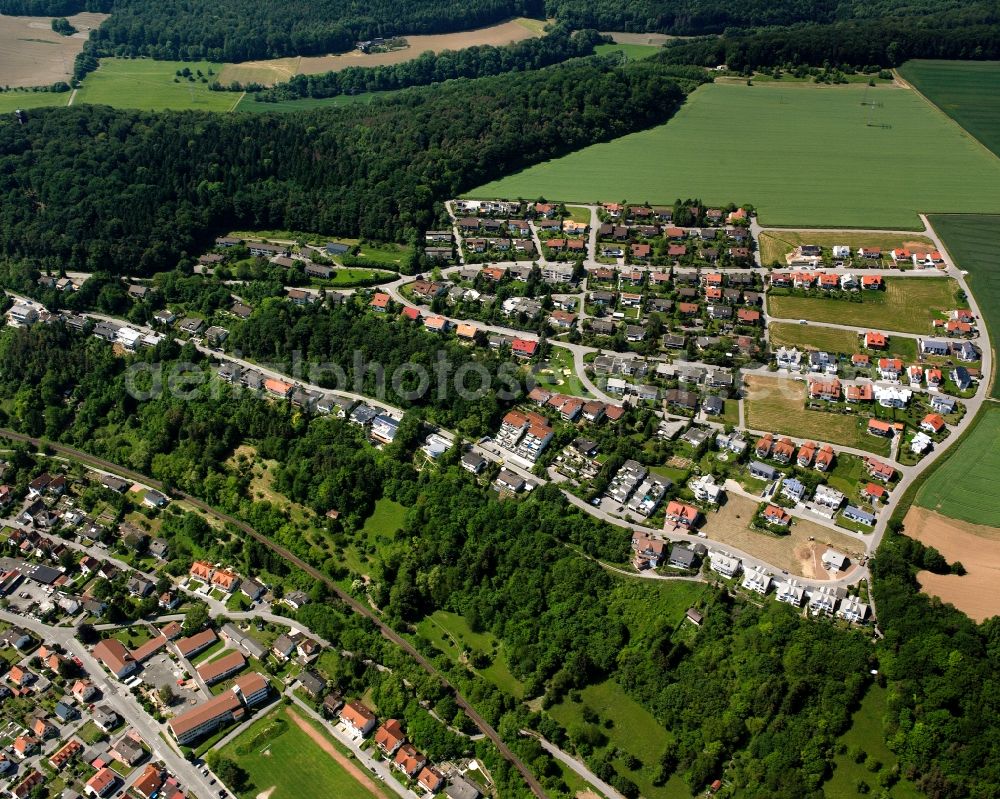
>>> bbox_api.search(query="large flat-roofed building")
[167,690,243,745]
[196,651,246,685]
[167,672,270,745]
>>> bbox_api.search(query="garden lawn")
[915,405,1000,527]
[531,346,591,397]
[769,322,917,361]
[928,214,1000,397]
[767,277,960,334]
[824,684,922,799]
[899,60,1000,159]
[74,58,237,112]
[220,707,382,799]
[744,375,890,455]
[469,82,1000,228]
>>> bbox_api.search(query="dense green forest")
[660,12,1000,70]
[0,58,700,275]
[871,531,1000,798]
[246,27,604,100]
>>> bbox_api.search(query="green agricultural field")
[74,58,237,111]
[220,707,383,799]
[593,43,661,61]
[0,91,70,113]
[758,230,934,267]
[470,83,1000,228]
[916,405,1000,527]
[769,322,917,361]
[767,277,960,334]
[825,684,922,799]
[744,375,890,455]
[929,214,1000,398]
[899,60,1000,159]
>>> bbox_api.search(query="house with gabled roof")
[340,701,377,736]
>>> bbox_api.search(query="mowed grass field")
[220,707,383,799]
[899,60,1000,159]
[929,214,1000,398]
[767,276,959,334]
[470,82,1000,229]
[73,59,238,111]
[758,230,934,266]
[744,374,890,455]
[0,90,69,113]
[769,322,917,361]
[916,405,1000,527]
[593,42,660,61]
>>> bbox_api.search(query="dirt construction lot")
[219,19,542,86]
[0,12,107,88]
[906,506,1000,622]
[702,492,863,579]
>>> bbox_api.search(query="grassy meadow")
[415,610,524,698]
[769,322,917,361]
[0,90,70,113]
[547,678,686,799]
[824,684,922,799]
[470,82,1000,228]
[593,42,661,61]
[929,213,1000,398]
[767,277,960,334]
[73,58,238,111]
[916,405,1000,527]
[899,60,1000,159]
[744,375,890,455]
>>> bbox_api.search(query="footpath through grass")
[899,60,1000,159]
[470,82,1000,228]
[929,213,1000,398]
[915,404,1000,527]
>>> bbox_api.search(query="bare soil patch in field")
[220,19,541,87]
[906,506,1000,622]
[703,492,862,578]
[0,11,107,87]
